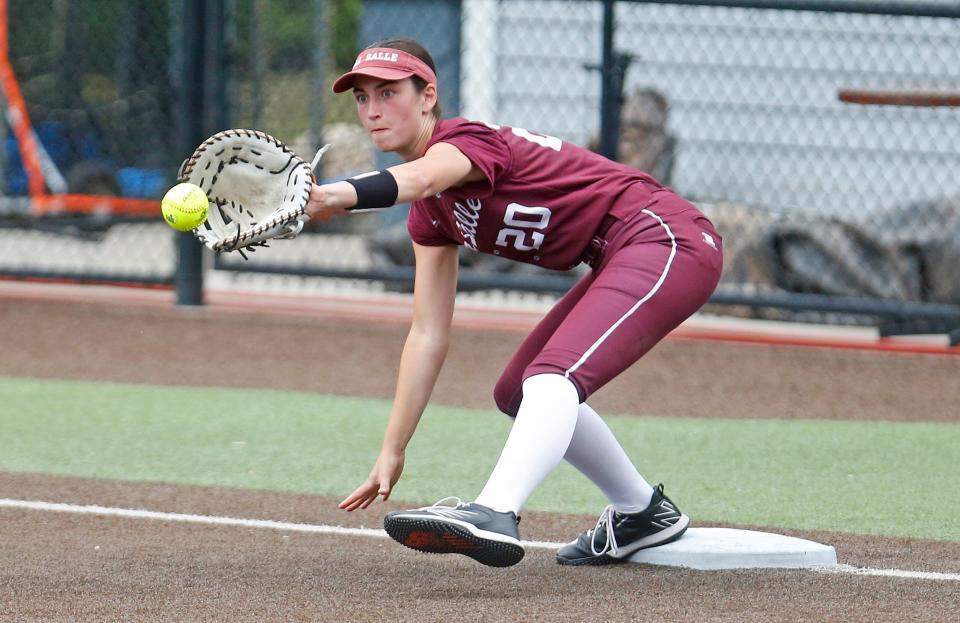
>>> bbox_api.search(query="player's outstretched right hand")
[338,449,405,511]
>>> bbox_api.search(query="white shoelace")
[420,496,466,510]
[589,505,619,556]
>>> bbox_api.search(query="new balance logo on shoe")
[652,499,682,528]
[556,484,689,566]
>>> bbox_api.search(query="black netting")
[2,1,958,335]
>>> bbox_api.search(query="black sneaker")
[556,484,689,566]
[383,497,524,568]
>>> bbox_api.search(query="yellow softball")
[161,183,209,231]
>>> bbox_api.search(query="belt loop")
[580,213,620,268]
[593,236,608,268]
[581,234,608,268]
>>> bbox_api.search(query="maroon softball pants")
[493,190,723,416]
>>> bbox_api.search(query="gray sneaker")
[384,497,524,567]
[556,484,689,566]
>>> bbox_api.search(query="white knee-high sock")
[563,403,654,513]
[474,374,580,514]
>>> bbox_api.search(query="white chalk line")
[1,498,958,582]
[814,564,960,582]
[0,498,562,551]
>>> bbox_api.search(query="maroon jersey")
[407,118,667,270]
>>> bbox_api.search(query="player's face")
[352,76,426,155]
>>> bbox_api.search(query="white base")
[627,528,838,570]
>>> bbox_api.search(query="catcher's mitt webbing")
[178,129,320,254]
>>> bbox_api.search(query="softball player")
[306,38,723,567]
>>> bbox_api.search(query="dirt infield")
[2,296,959,622]
[3,297,958,421]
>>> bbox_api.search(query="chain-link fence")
[1,0,176,282]
[2,1,959,339]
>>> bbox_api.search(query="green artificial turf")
[1,376,956,541]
